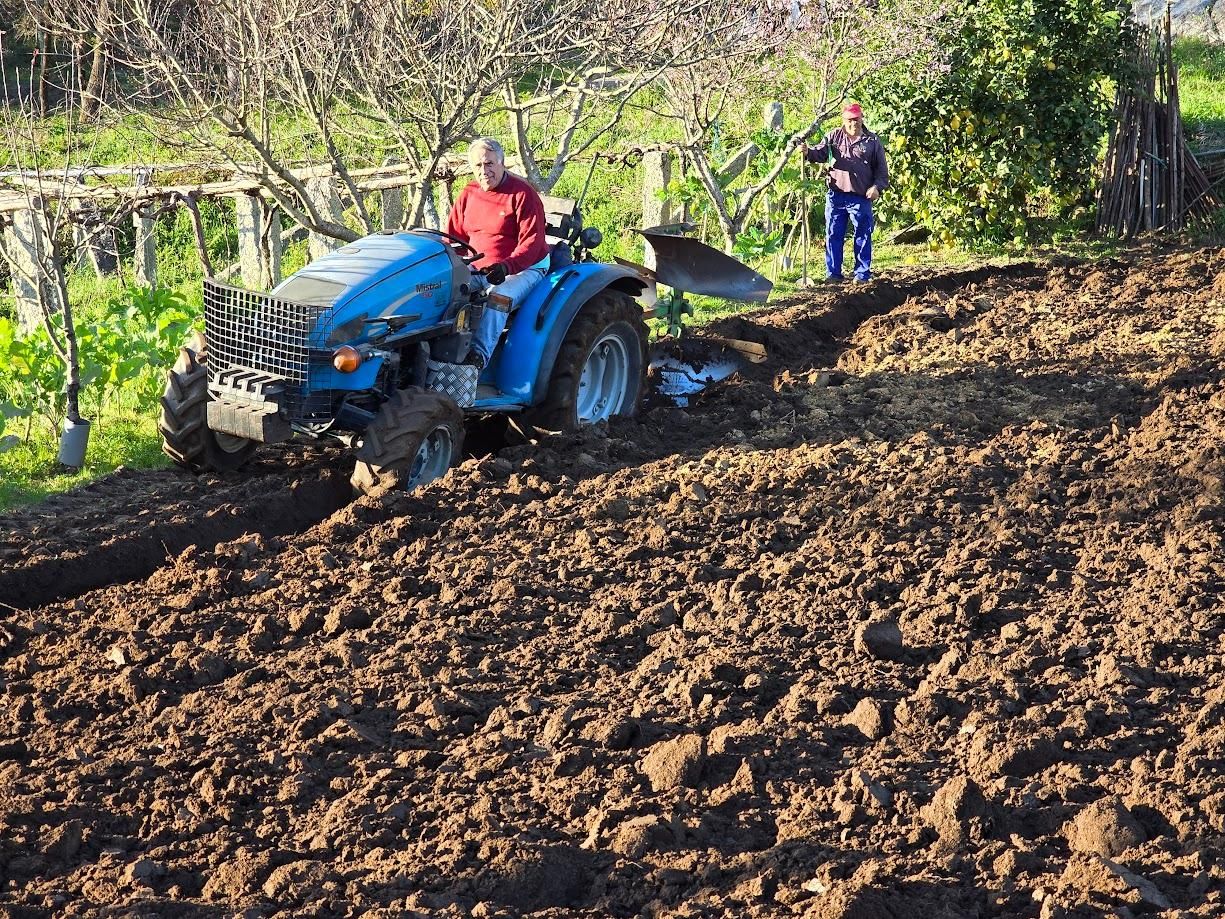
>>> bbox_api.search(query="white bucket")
[57,417,92,470]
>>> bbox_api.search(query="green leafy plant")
[79,285,194,413]
[867,0,1130,247]
[733,224,783,262]
[0,315,69,438]
[0,286,194,443]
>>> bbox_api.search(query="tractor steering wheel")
[415,228,482,265]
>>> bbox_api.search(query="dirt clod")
[854,616,905,661]
[641,733,706,791]
[1065,797,1147,857]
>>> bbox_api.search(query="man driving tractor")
[446,137,550,371]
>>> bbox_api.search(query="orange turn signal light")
[332,345,362,372]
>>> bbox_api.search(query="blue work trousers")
[825,190,874,281]
[472,264,546,364]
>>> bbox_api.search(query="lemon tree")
[868,0,1130,246]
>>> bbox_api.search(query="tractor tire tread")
[525,289,647,432]
[159,347,256,473]
[351,387,464,494]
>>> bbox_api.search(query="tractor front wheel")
[526,289,647,432]
[351,387,465,495]
[159,347,257,473]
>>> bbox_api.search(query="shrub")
[868,0,1130,246]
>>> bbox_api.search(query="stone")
[854,617,905,662]
[641,733,705,792]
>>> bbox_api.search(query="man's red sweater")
[446,172,549,274]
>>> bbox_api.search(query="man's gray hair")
[468,137,505,162]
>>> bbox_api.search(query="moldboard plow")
[617,227,772,403]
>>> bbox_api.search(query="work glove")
[483,262,508,286]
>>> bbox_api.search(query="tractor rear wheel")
[351,387,464,494]
[526,289,647,432]
[159,347,257,473]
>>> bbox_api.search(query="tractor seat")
[541,195,580,272]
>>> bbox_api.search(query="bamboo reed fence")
[1096,9,1219,237]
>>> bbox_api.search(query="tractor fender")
[495,264,646,403]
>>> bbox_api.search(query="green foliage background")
[867,0,1130,246]
[0,5,1216,510]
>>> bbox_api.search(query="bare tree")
[29,0,735,237]
[660,0,946,251]
[501,0,746,195]
[77,0,111,123]
[0,35,88,450]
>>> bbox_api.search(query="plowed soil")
[2,243,1224,919]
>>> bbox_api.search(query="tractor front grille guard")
[203,279,335,420]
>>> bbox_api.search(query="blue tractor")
[158,198,769,493]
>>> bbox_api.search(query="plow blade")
[619,232,772,402]
[649,337,748,405]
[638,229,772,303]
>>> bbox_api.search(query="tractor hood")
[271,230,469,344]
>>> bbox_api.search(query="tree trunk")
[36,30,49,117]
[79,41,107,123]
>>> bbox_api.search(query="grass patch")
[1175,37,1225,151]
[0,409,168,513]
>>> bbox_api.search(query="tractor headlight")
[326,313,369,346]
[332,345,363,373]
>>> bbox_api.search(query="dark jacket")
[806,128,889,197]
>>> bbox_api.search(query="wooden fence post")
[430,180,449,230]
[381,187,405,231]
[70,172,118,277]
[1,203,60,334]
[381,157,405,230]
[641,151,672,270]
[764,101,784,133]
[132,168,157,287]
[235,192,282,288]
[133,205,157,288]
[72,200,119,277]
[306,176,344,261]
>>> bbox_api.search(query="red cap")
[843,103,864,119]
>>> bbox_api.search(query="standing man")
[804,102,889,283]
[447,137,550,371]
